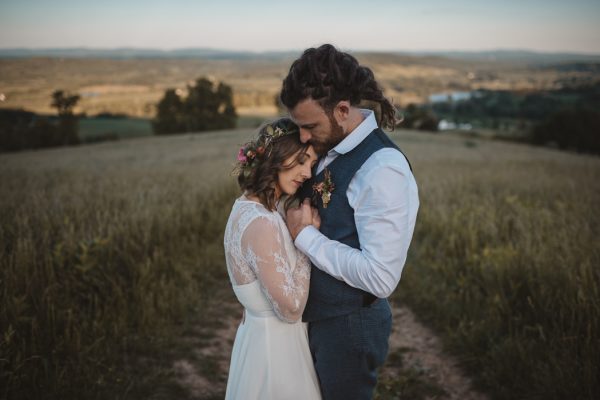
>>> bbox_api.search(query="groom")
[282,44,419,399]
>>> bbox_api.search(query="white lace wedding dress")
[223,195,321,400]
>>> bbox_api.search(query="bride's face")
[277,145,318,196]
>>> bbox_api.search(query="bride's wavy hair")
[280,44,398,130]
[236,118,309,211]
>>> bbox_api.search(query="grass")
[79,116,153,141]
[390,130,600,399]
[375,348,447,400]
[1,127,599,399]
[77,114,273,143]
[0,128,250,399]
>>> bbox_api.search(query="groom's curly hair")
[280,44,397,130]
[236,118,309,211]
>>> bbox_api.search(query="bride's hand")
[286,198,321,240]
[310,205,321,230]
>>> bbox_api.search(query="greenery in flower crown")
[235,120,299,178]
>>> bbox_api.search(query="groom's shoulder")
[351,148,413,189]
[363,147,411,174]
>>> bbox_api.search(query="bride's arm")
[241,215,310,323]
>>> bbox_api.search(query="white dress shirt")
[295,109,419,298]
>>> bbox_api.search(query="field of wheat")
[1,128,598,399]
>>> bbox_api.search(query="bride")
[223,118,321,399]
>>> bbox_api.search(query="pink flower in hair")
[237,147,248,163]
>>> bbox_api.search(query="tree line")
[0,91,80,152]
[2,77,597,155]
[0,77,237,152]
[152,78,236,134]
[399,83,600,155]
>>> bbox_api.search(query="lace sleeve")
[241,215,310,323]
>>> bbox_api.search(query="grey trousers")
[308,299,392,400]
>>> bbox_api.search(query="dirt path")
[171,299,488,400]
[381,304,489,400]
[170,298,240,399]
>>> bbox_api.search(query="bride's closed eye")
[297,153,310,165]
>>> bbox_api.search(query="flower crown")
[236,122,298,178]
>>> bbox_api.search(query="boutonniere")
[312,168,335,208]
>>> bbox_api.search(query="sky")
[1,0,599,54]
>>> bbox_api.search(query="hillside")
[1,51,598,118]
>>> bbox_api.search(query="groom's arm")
[290,150,419,298]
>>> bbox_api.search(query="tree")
[152,89,184,134]
[215,82,237,129]
[400,103,439,132]
[1,90,81,152]
[182,78,216,131]
[531,107,600,154]
[0,109,37,151]
[153,78,237,135]
[51,90,81,145]
[51,90,80,116]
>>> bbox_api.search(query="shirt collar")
[329,109,378,156]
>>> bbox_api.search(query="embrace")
[223,44,419,400]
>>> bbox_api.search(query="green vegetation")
[0,90,81,152]
[153,77,236,134]
[1,128,598,399]
[429,84,600,154]
[0,129,246,399]
[431,84,600,121]
[50,90,81,144]
[399,103,439,131]
[532,106,600,154]
[375,348,447,400]
[3,57,598,120]
[79,115,152,142]
[391,133,600,399]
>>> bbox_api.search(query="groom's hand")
[286,198,314,241]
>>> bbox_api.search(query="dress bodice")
[224,196,311,323]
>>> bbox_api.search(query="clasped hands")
[286,198,321,241]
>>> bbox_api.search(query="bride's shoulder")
[232,197,278,227]
[235,197,273,215]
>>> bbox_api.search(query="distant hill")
[0,47,299,60]
[1,47,599,64]
[1,48,599,119]
[402,49,600,65]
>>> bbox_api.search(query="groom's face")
[290,98,345,156]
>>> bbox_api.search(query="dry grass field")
[1,126,598,399]
[1,54,595,118]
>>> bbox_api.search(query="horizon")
[1,0,600,54]
[1,46,599,57]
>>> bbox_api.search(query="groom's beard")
[313,112,345,156]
